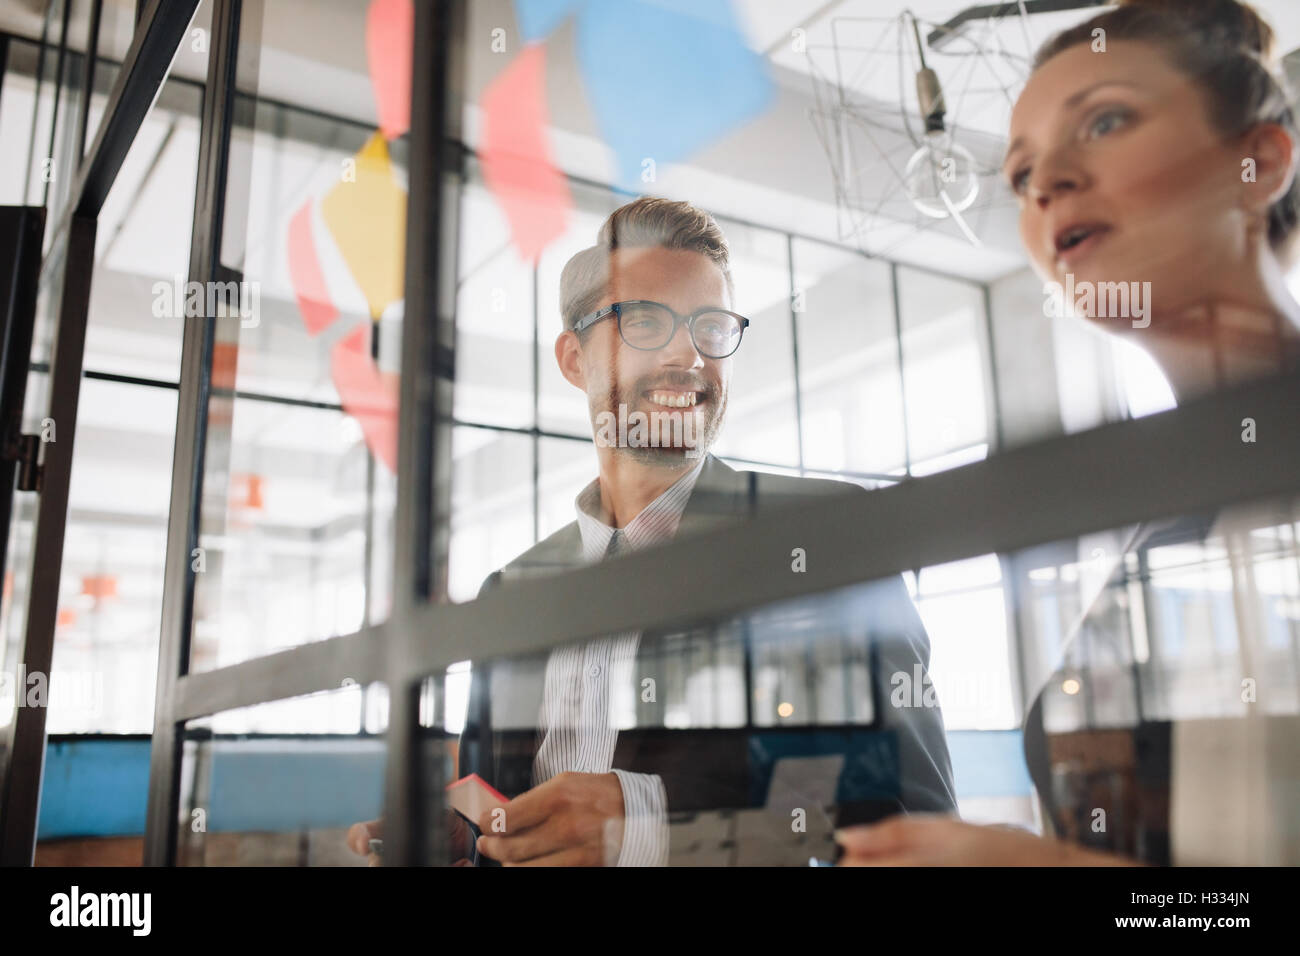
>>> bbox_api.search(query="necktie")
[605,529,624,558]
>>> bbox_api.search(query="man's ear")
[555,329,586,390]
[1241,122,1297,212]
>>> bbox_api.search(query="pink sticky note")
[288,201,340,336]
[480,42,571,262]
[366,0,413,140]
[446,773,509,825]
[331,322,399,473]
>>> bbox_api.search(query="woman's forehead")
[1011,41,1174,131]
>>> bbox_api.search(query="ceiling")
[4,0,1300,282]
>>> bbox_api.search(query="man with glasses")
[459,197,957,866]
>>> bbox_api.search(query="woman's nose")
[1029,149,1088,209]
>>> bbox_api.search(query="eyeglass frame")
[571,299,750,359]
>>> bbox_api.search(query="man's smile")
[644,388,703,408]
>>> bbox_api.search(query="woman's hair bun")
[1118,0,1276,64]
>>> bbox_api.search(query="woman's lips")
[1054,225,1113,270]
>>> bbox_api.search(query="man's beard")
[593,373,727,467]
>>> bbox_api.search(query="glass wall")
[177,683,388,866]
[6,0,1298,870]
[186,0,410,671]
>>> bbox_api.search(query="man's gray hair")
[559,197,735,331]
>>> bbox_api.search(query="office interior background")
[1,0,1299,865]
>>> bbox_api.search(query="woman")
[838,0,1300,865]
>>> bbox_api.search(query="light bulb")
[903,130,979,219]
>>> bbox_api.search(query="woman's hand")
[834,814,1141,866]
[346,812,473,866]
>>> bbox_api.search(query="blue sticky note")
[513,0,587,44]
[574,0,774,188]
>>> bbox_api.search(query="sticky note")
[574,0,774,188]
[366,0,413,140]
[321,132,407,321]
[287,201,339,336]
[481,42,571,262]
[446,773,510,825]
[331,321,399,472]
[513,0,585,44]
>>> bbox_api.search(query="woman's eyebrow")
[1062,79,1144,110]
[1003,80,1146,168]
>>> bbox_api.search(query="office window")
[186,0,409,671]
[0,38,45,205]
[792,238,905,478]
[896,266,990,475]
[912,554,1016,731]
[709,219,800,469]
[176,684,388,866]
[448,427,534,604]
[454,174,536,431]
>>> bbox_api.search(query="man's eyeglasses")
[572,300,749,359]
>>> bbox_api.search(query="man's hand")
[346,812,473,866]
[834,814,1142,866]
[474,771,625,866]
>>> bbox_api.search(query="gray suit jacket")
[457,454,958,826]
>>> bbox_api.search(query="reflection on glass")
[535,185,621,438]
[88,76,202,382]
[455,170,536,430]
[188,401,396,671]
[178,684,388,866]
[0,256,65,794]
[792,238,904,478]
[0,38,45,206]
[912,553,1016,731]
[1019,496,1300,864]
[447,427,534,604]
[537,436,595,542]
[896,266,990,474]
[431,491,1300,865]
[25,0,65,214]
[47,379,177,733]
[42,0,91,228]
[708,220,799,469]
[189,0,409,669]
[439,571,957,867]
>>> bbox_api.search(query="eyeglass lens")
[618,302,742,356]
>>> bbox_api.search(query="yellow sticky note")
[321,131,407,319]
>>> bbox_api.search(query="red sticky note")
[445,773,509,825]
[331,321,399,473]
[287,201,339,336]
[480,42,571,262]
[366,0,413,140]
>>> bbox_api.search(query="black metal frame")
[0,207,47,591]
[143,0,238,869]
[2,0,1297,868]
[0,0,199,866]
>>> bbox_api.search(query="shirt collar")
[574,456,707,562]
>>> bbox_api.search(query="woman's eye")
[1085,107,1131,140]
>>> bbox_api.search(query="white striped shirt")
[532,457,706,866]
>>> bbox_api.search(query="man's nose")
[660,319,705,368]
